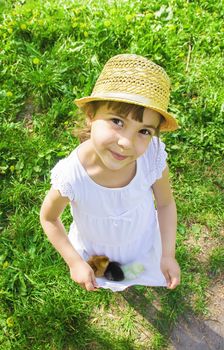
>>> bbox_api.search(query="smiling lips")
[109,150,129,161]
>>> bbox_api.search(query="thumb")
[85,281,95,291]
[85,274,99,291]
[89,269,98,285]
[169,276,180,289]
[92,278,99,288]
[164,272,171,288]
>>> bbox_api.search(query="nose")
[117,134,133,150]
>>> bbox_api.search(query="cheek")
[91,122,116,145]
[135,138,151,156]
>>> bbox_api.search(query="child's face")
[89,104,161,171]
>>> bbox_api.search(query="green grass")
[0,0,224,349]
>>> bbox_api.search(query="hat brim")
[74,93,179,132]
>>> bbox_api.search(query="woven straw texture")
[75,54,178,131]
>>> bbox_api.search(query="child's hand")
[69,259,99,291]
[160,256,180,289]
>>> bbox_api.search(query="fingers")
[167,275,180,289]
[161,259,181,290]
[85,281,94,291]
[85,280,99,291]
[162,266,180,289]
[164,273,172,288]
[92,279,100,289]
[79,282,98,291]
[79,277,99,291]
[71,263,100,291]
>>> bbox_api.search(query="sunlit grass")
[0,0,223,349]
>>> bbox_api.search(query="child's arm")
[40,187,99,291]
[152,165,180,289]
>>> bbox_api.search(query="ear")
[85,106,94,128]
[86,117,92,127]
[85,104,94,120]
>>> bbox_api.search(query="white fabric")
[50,137,167,291]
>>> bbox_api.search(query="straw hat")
[75,54,178,131]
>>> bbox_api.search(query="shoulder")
[50,147,80,201]
[144,136,167,172]
[51,147,79,176]
[145,137,167,160]
[140,137,168,185]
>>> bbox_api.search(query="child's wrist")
[161,244,176,258]
[67,255,84,269]
[161,252,176,259]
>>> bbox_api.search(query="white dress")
[50,137,167,292]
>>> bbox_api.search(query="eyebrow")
[142,124,157,130]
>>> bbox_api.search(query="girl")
[40,54,181,292]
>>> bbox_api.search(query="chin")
[99,153,133,171]
[104,161,126,171]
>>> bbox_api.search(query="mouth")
[109,150,129,161]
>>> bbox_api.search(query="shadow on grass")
[122,287,224,350]
[121,250,224,350]
[10,298,136,350]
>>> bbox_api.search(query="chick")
[87,255,110,277]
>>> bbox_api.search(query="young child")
[40,54,181,292]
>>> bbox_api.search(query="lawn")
[0,0,223,349]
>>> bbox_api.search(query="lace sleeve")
[155,139,168,180]
[50,159,75,202]
[144,137,168,185]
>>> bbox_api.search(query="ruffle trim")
[155,141,167,180]
[145,138,168,185]
[50,159,75,202]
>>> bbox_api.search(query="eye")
[139,129,152,136]
[111,118,124,127]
